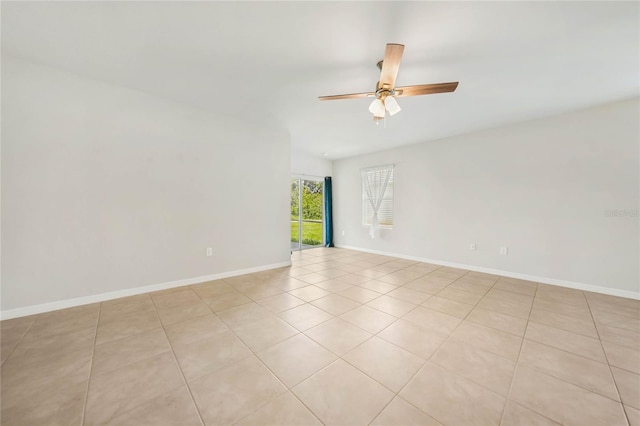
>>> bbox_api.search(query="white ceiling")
[2,1,638,159]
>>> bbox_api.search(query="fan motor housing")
[375,87,395,99]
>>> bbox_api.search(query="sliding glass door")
[291,177,324,250]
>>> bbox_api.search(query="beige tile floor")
[1,247,639,425]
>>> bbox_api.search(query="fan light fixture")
[384,96,401,116]
[368,98,385,118]
[368,94,401,121]
[319,43,459,125]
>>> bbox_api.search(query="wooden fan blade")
[394,82,459,97]
[379,43,405,90]
[318,92,374,101]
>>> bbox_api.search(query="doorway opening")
[291,177,324,251]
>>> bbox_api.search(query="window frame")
[361,164,394,229]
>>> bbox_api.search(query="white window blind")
[362,165,394,233]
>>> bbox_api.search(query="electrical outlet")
[469,243,477,251]
[500,247,508,255]
[206,248,213,257]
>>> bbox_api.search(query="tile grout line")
[1,317,37,368]
[522,329,620,368]
[206,269,333,425]
[80,303,102,426]
[5,248,635,425]
[235,354,327,426]
[273,251,369,424]
[529,291,634,400]
[402,275,497,369]
[353,295,429,425]
[584,292,631,426]
[228,256,431,424]
[366,271,503,425]
[212,302,326,426]
[584,295,640,322]
[149,295,207,426]
[285,299,399,424]
[226,250,636,423]
[505,289,632,416]
[497,280,541,425]
[497,287,616,425]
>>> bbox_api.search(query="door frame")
[291,174,325,251]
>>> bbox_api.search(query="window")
[362,165,394,227]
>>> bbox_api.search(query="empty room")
[1,1,638,425]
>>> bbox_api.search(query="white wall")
[291,150,332,178]
[333,98,639,297]
[1,56,291,313]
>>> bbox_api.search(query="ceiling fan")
[319,43,458,123]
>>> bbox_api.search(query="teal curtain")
[323,177,334,247]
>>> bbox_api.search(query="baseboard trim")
[0,260,292,320]
[335,244,640,300]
